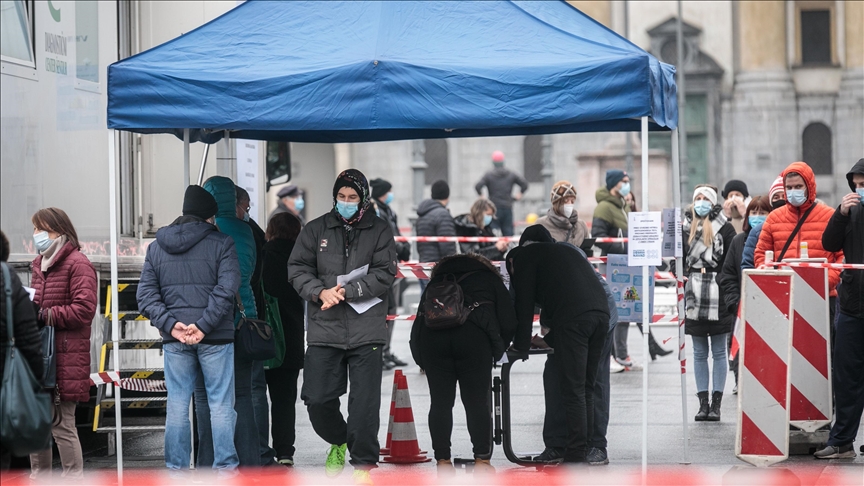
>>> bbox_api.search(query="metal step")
[95,425,165,433]
[100,397,167,409]
[117,369,165,380]
[105,339,162,350]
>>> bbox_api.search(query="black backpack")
[422,271,490,330]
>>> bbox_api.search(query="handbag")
[234,292,276,361]
[40,309,56,389]
[261,284,286,370]
[0,262,52,456]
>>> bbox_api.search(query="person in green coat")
[591,169,630,256]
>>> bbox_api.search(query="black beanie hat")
[183,185,219,220]
[370,178,392,199]
[519,224,554,246]
[431,180,450,200]
[722,180,749,199]
[605,169,627,190]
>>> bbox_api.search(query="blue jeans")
[163,342,238,471]
[196,348,259,467]
[691,333,729,393]
[252,360,276,464]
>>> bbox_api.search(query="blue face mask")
[33,231,53,253]
[336,200,359,219]
[294,197,304,213]
[242,211,250,222]
[857,188,864,204]
[384,193,394,205]
[482,214,493,227]
[748,215,766,228]
[693,200,712,217]
[786,189,807,207]
[619,182,631,197]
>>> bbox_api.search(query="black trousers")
[544,323,615,450]
[265,365,301,459]
[301,344,382,468]
[551,312,607,462]
[828,311,864,447]
[420,323,493,460]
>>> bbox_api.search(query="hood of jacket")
[847,158,864,191]
[781,161,818,210]
[202,176,238,218]
[417,198,447,217]
[155,217,217,254]
[595,187,623,208]
[431,253,500,279]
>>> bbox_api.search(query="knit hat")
[333,169,369,204]
[431,180,450,200]
[768,176,785,201]
[277,184,301,198]
[492,150,505,163]
[369,178,392,199]
[182,185,218,220]
[605,169,627,190]
[519,224,554,246]
[722,180,749,199]
[550,180,577,204]
[692,185,718,205]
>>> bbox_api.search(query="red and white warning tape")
[761,261,864,270]
[90,372,167,392]
[395,261,676,281]
[387,313,678,323]
[394,236,628,243]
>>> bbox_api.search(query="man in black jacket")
[816,158,864,460]
[474,151,529,236]
[506,225,610,464]
[415,180,457,274]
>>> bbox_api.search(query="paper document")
[336,264,383,314]
[23,286,36,301]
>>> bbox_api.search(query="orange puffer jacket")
[754,162,843,295]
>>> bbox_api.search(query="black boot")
[695,392,709,421]
[707,392,722,421]
[648,332,673,360]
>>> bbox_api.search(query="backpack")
[422,271,490,330]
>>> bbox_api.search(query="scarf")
[40,235,68,272]
[683,207,727,270]
[333,169,371,231]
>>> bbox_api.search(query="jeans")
[163,342,238,471]
[691,333,729,393]
[265,366,301,459]
[420,322,493,460]
[496,207,515,236]
[196,347,258,467]
[827,311,864,446]
[252,361,276,464]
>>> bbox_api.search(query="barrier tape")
[387,313,678,323]
[394,236,628,243]
[395,262,676,281]
[765,261,864,270]
[90,372,167,392]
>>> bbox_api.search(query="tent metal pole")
[108,130,124,480]
[676,0,688,204]
[671,127,690,464]
[183,129,190,187]
[196,144,211,186]
[640,116,649,479]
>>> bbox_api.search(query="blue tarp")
[107,1,677,143]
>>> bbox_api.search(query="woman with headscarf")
[683,185,736,423]
[287,169,397,484]
[536,180,589,248]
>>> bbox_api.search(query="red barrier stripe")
[743,322,788,406]
[740,412,783,456]
[790,385,828,422]
[792,311,829,379]
[749,274,792,319]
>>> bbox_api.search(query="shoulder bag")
[261,284,286,370]
[776,204,816,262]
[234,292,276,361]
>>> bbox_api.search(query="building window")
[75,0,99,83]
[802,123,832,175]
[0,0,35,66]
[800,9,831,65]
[647,94,708,184]
[523,135,543,183]
[424,139,448,184]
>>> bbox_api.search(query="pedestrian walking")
[137,186,240,475]
[507,225,610,463]
[815,158,864,460]
[536,180,590,248]
[262,212,306,467]
[474,151,528,236]
[269,184,305,224]
[410,254,517,474]
[721,180,751,234]
[27,208,97,480]
[683,185,736,421]
[416,180,457,291]
[288,169,396,484]
[453,198,510,260]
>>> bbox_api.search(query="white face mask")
[561,204,575,218]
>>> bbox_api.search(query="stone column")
[837,0,864,176]
[410,140,426,210]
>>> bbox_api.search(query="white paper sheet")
[23,286,36,301]
[336,264,383,314]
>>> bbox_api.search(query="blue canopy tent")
[104,0,685,475]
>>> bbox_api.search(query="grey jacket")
[137,217,240,343]
[415,199,457,262]
[474,168,529,209]
[288,209,397,349]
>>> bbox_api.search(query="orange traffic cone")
[382,374,431,464]
[380,370,403,455]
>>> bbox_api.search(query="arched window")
[523,135,543,183]
[424,139,448,184]
[802,123,832,175]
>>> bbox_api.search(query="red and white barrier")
[394,235,629,243]
[395,262,676,281]
[764,261,864,271]
[90,372,167,392]
[736,270,794,467]
[785,259,832,432]
[387,313,678,324]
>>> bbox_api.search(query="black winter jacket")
[0,264,43,381]
[415,199,457,263]
[288,209,397,349]
[822,159,864,318]
[453,214,506,261]
[137,217,241,343]
[262,239,306,369]
[410,254,517,366]
[375,201,411,261]
[718,229,749,315]
[246,218,267,322]
[474,168,529,209]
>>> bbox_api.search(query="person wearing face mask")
[536,181,590,249]
[287,169,397,483]
[717,195,772,394]
[27,208,97,480]
[741,176,785,271]
[755,162,843,323]
[269,184,305,225]
[592,169,631,256]
[683,185,736,422]
[816,158,864,460]
[454,198,510,260]
[474,151,529,236]
[721,180,751,234]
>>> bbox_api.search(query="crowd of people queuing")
[1,153,862,480]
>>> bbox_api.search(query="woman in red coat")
[28,208,97,480]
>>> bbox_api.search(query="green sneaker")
[325,443,347,477]
[352,469,373,485]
